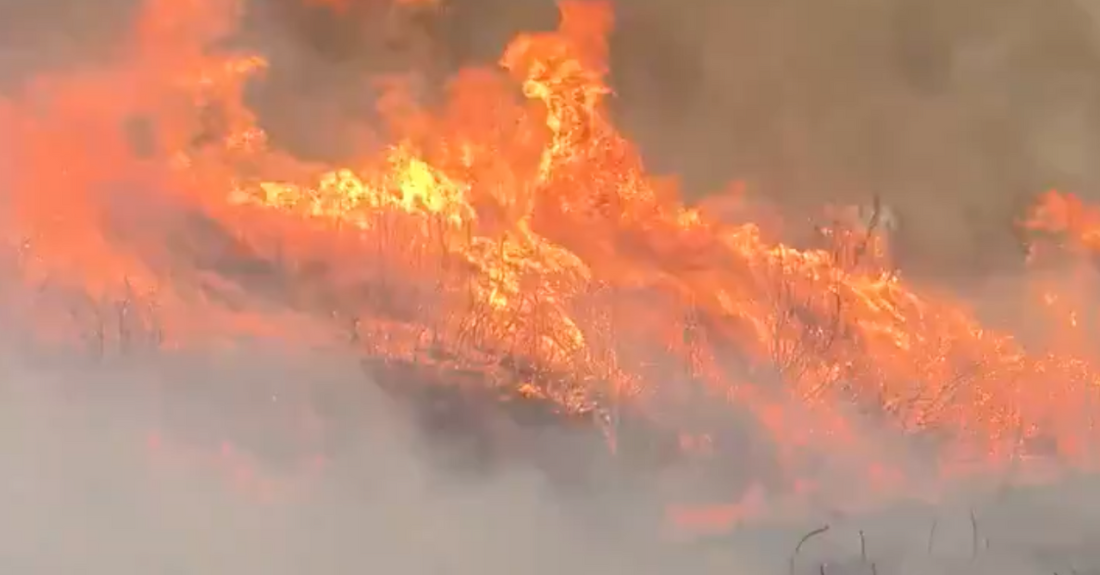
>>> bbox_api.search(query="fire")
[4,0,1100,533]
[1023,189,1100,255]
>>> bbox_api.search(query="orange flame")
[4,0,1100,534]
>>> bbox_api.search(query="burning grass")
[4,0,1100,563]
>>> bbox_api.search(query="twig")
[789,524,830,575]
[850,193,883,268]
[927,518,937,555]
[970,509,979,559]
[859,529,866,562]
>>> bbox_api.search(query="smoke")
[603,0,1100,281]
[0,317,716,574]
[1,300,1100,575]
[1,0,1100,573]
[0,332,604,573]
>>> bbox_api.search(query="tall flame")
[2,0,1100,530]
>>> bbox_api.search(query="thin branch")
[927,517,938,555]
[790,524,830,575]
[970,509,980,560]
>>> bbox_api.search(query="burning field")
[5,0,1100,572]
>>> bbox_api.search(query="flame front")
[4,0,1100,532]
